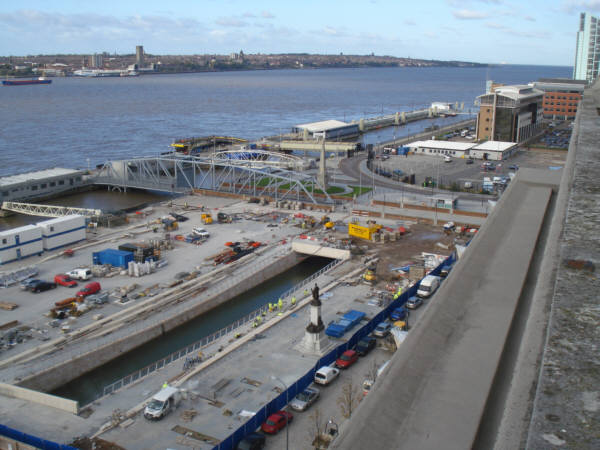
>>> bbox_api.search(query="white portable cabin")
[0,224,43,265]
[37,215,86,251]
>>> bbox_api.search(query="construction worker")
[303,289,309,297]
[162,381,168,389]
[278,298,283,310]
[291,296,296,307]
[268,303,273,312]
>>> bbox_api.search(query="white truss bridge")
[1,202,102,218]
[93,150,334,204]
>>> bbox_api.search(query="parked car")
[355,336,376,356]
[290,387,320,412]
[261,411,293,434]
[192,227,210,239]
[335,350,358,369]
[373,321,392,338]
[390,306,408,321]
[66,268,92,281]
[466,158,474,165]
[29,280,57,293]
[20,278,41,290]
[509,164,519,170]
[76,281,101,298]
[235,433,266,450]
[406,296,423,310]
[54,274,78,288]
[314,366,340,385]
[417,275,441,298]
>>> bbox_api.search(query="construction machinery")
[201,213,213,224]
[217,212,232,223]
[363,264,377,284]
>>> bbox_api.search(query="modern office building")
[88,53,103,68]
[530,78,586,120]
[573,12,600,82]
[475,85,544,143]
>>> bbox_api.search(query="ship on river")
[73,69,139,77]
[2,77,52,86]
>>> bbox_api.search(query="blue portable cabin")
[93,249,134,268]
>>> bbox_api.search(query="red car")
[261,410,293,434]
[76,281,101,298]
[54,274,78,288]
[335,350,358,369]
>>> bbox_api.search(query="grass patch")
[340,186,372,197]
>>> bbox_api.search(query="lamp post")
[271,375,289,450]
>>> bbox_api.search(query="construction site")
[0,187,469,449]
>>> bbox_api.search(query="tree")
[337,381,360,419]
[307,407,327,449]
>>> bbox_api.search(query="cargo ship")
[2,77,52,86]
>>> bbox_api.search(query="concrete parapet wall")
[17,251,306,392]
[292,241,350,260]
[0,382,78,414]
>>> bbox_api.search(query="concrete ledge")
[0,382,78,414]
[292,241,351,260]
[332,169,560,450]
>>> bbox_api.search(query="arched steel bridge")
[93,151,333,204]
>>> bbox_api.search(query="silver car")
[290,387,320,412]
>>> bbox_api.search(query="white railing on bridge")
[1,202,102,218]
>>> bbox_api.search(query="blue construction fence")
[213,252,457,450]
[0,424,78,450]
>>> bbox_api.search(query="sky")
[0,0,596,66]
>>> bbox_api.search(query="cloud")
[261,11,275,19]
[322,26,348,36]
[215,17,248,27]
[242,12,256,18]
[524,15,536,21]
[404,19,416,26]
[452,9,489,20]
[562,1,600,13]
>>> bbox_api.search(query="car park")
[29,280,57,293]
[76,281,101,298]
[335,350,358,369]
[54,274,78,288]
[355,336,376,356]
[235,433,266,450]
[373,321,392,338]
[406,296,423,310]
[390,306,408,321]
[290,387,320,412]
[314,366,340,385]
[261,411,293,434]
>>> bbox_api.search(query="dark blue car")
[390,306,408,321]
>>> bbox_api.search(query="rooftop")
[0,168,84,187]
[294,119,352,133]
[407,140,475,151]
[472,141,517,152]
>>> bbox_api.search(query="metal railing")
[96,257,342,403]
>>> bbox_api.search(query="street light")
[271,375,289,450]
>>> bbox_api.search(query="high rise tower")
[136,45,144,68]
[574,12,599,82]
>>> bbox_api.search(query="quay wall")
[17,251,306,393]
[0,382,78,414]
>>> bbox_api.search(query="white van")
[417,275,441,298]
[66,268,92,281]
[314,366,340,385]
[144,386,181,420]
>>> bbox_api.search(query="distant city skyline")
[0,0,590,66]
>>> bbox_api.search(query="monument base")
[297,330,333,356]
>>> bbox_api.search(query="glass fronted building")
[573,12,600,82]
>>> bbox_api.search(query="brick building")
[531,78,586,120]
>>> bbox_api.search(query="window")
[76,177,82,182]
[31,185,38,191]
[41,183,47,188]
[2,239,6,244]
[58,180,65,185]
[2,191,8,197]
[485,127,489,131]
[50,182,56,187]
[50,226,54,232]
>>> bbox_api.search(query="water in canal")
[51,256,332,405]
